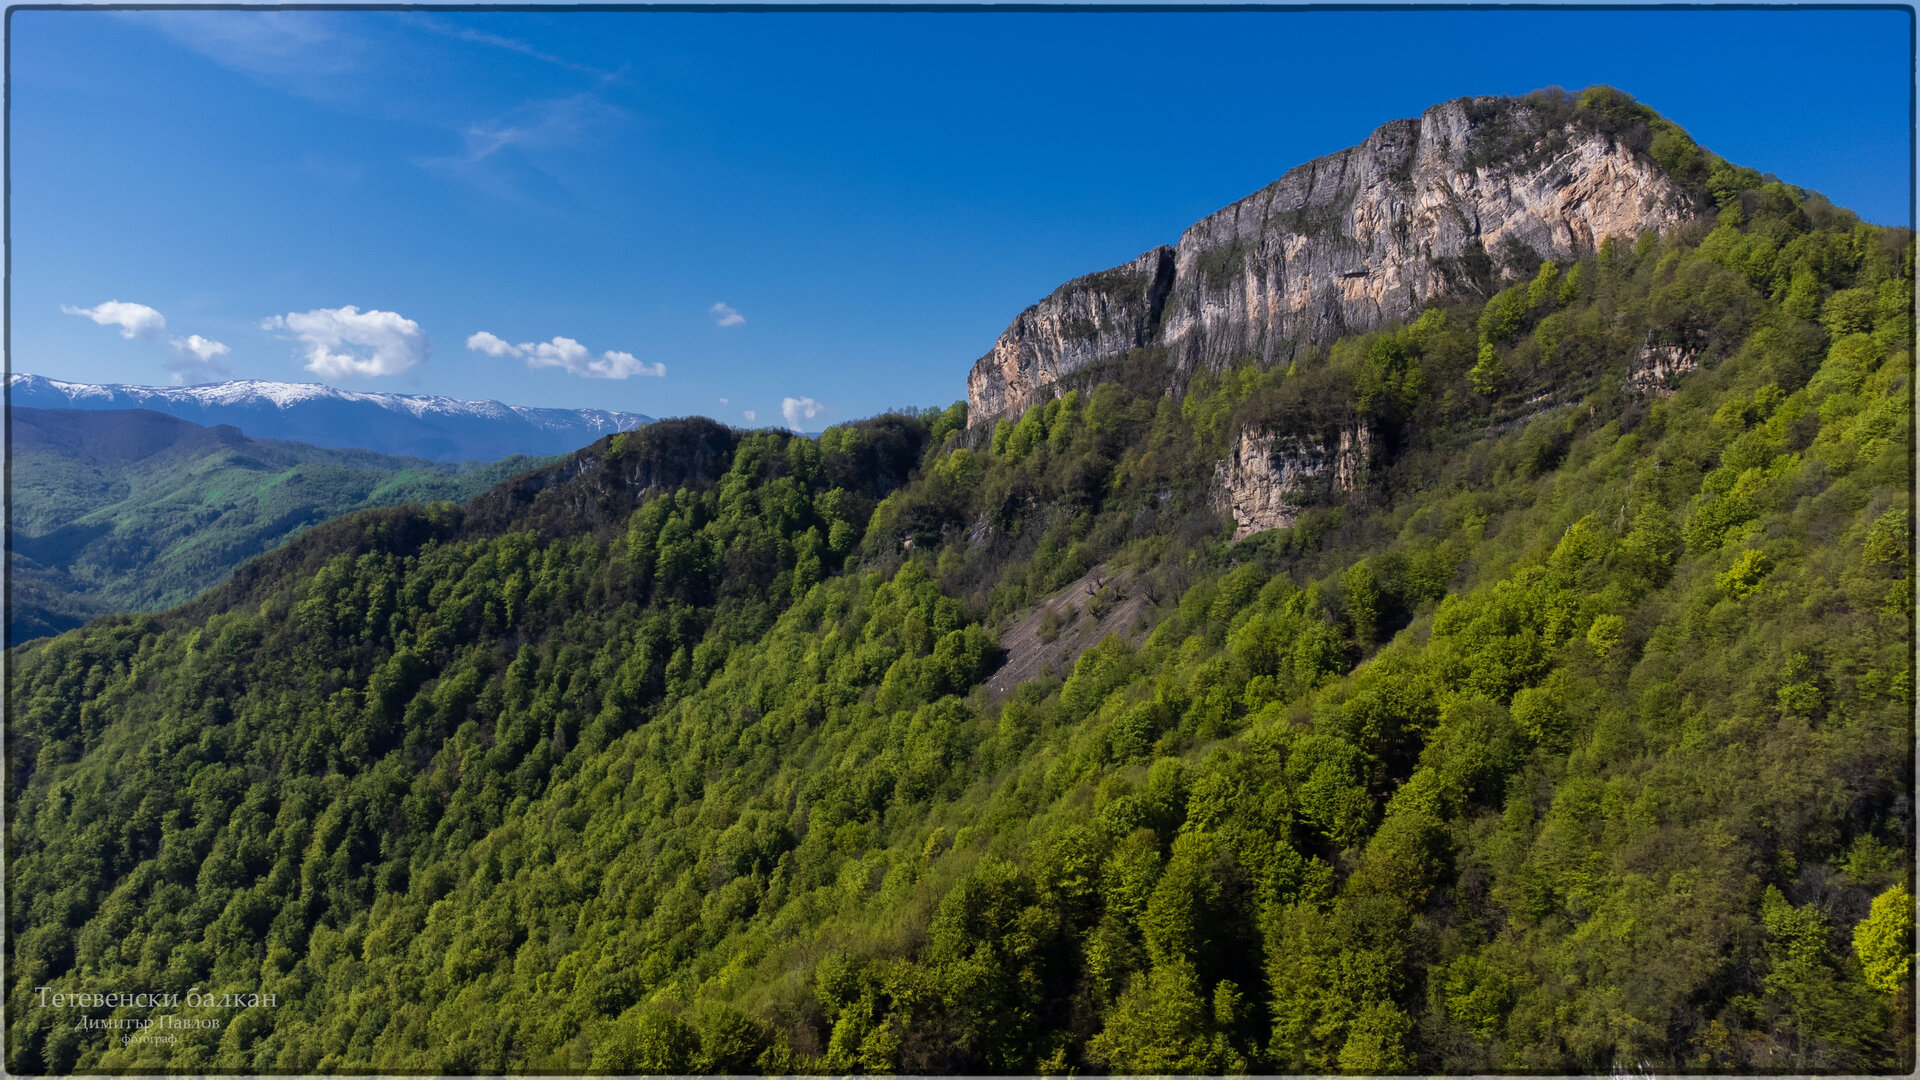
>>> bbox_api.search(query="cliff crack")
[1140,245,1178,345]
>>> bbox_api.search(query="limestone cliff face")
[1215,423,1371,540]
[968,94,1705,424]
[966,247,1176,421]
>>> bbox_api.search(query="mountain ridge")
[8,374,653,461]
[6,406,553,641]
[968,87,1713,424]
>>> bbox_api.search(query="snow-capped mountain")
[9,374,653,462]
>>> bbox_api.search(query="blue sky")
[9,7,1913,429]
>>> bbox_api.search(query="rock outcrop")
[1626,340,1700,395]
[968,92,1705,425]
[1216,422,1371,540]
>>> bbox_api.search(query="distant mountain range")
[8,374,653,461]
[7,406,553,642]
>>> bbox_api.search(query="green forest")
[8,407,550,643]
[6,92,1915,1073]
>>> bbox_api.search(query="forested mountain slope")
[7,408,552,643]
[6,89,1913,1074]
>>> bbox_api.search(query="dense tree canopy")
[6,146,1913,1073]
[8,407,552,643]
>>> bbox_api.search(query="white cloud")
[63,300,235,379]
[172,334,230,362]
[709,302,745,328]
[743,410,756,422]
[782,396,823,432]
[466,330,519,357]
[63,300,166,340]
[467,331,664,380]
[166,336,232,382]
[523,336,589,370]
[718,396,729,405]
[262,305,428,378]
[578,348,664,380]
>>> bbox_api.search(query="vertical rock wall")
[1215,422,1372,540]
[967,94,1704,426]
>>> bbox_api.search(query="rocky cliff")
[1215,422,1372,540]
[967,91,1707,424]
[966,248,1175,420]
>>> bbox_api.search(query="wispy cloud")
[263,305,428,378]
[63,300,167,340]
[464,95,624,162]
[133,11,361,87]
[416,93,629,211]
[131,12,627,212]
[402,15,619,81]
[743,409,757,422]
[782,396,823,432]
[468,331,664,380]
[709,302,746,328]
[167,335,232,382]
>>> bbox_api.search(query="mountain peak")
[967,87,1711,424]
